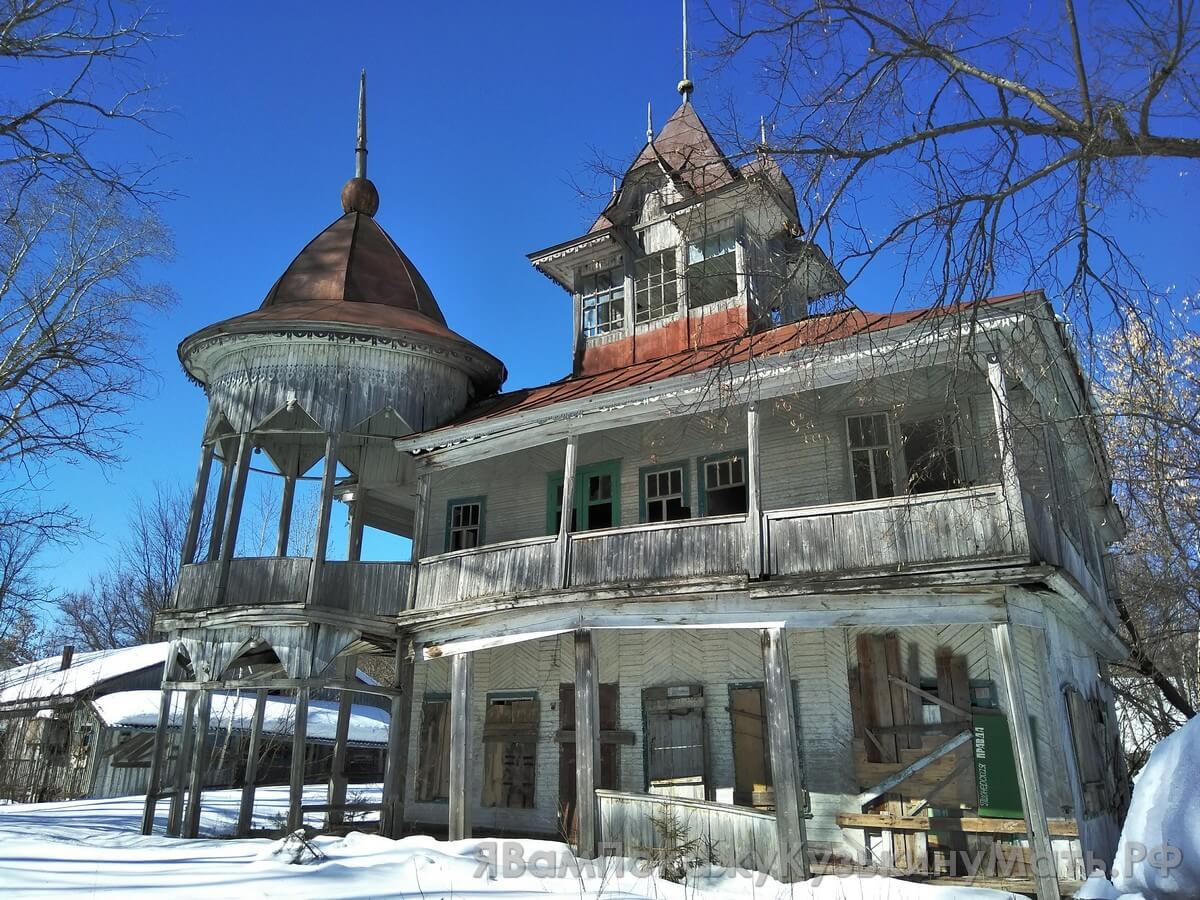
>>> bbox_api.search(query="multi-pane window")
[548,461,620,533]
[702,455,747,515]
[580,264,625,337]
[644,466,688,522]
[447,500,482,551]
[584,471,615,530]
[634,250,679,324]
[481,694,539,809]
[900,416,961,494]
[847,413,895,500]
[686,227,738,308]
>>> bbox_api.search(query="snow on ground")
[0,785,1024,899]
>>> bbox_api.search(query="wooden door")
[642,685,706,798]
[730,685,773,809]
[558,683,619,839]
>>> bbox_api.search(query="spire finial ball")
[341,176,379,216]
[677,78,694,97]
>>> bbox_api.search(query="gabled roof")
[0,644,169,707]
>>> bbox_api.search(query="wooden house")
[145,73,1128,898]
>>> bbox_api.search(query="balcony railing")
[568,514,749,587]
[413,535,558,609]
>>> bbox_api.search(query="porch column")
[745,402,763,577]
[380,644,415,838]
[166,689,198,837]
[275,474,296,556]
[287,687,310,831]
[1041,611,1091,859]
[327,655,355,830]
[236,688,268,837]
[215,432,253,604]
[141,644,181,835]
[407,471,432,608]
[306,432,340,606]
[447,651,474,840]
[574,629,601,858]
[986,354,1029,552]
[760,627,810,881]
[207,448,236,561]
[347,489,367,561]
[556,435,578,588]
[181,444,214,567]
[992,620,1060,900]
[182,688,213,838]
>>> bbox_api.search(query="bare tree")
[708,0,1200,337]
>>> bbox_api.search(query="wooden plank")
[327,656,354,829]
[207,453,235,562]
[215,433,252,604]
[987,354,1030,556]
[181,443,214,567]
[380,651,414,837]
[746,402,763,577]
[556,436,578,588]
[447,651,473,840]
[287,687,309,831]
[236,688,267,837]
[883,633,910,751]
[836,813,1079,838]
[276,474,295,557]
[888,674,969,719]
[761,627,809,881]
[905,642,923,750]
[553,728,635,746]
[856,730,972,808]
[166,690,197,837]
[857,634,897,762]
[183,689,213,838]
[574,629,600,858]
[140,672,176,835]
[306,432,340,606]
[992,621,1060,900]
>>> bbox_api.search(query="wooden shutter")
[481,696,539,809]
[415,699,450,802]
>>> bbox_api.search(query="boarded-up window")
[481,694,539,809]
[1065,687,1111,816]
[111,731,156,768]
[415,696,450,802]
[730,685,772,809]
[643,685,706,798]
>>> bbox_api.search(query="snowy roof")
[0,643,169,706]
[92,690,390,745]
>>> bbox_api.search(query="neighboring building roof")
[0,644,169,707]
[92,690,390,745]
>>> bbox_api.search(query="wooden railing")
[596,789,779,873]
[569,515,748,588]
[412,535,558,609]
[174,557,311,611]
[764,484,1019,578]
[321,561,410,616]
[1023,491,1107,609]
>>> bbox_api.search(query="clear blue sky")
[33,1,1200,590]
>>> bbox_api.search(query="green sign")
[972,713,1024,818]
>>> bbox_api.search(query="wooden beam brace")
[887,674,970,719]
[761,627,810,881]
[835,813,1080,838]
[856,730,971,809]
[236,688,268,837]
[573,629,600,859]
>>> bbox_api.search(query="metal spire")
[355,69,368,179]
[678,0,694,101]
[647,100,654,142]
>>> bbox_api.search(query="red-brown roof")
[425,295,1034,437]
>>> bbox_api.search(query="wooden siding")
[765,484,1018,578]
[176,557,311,611]
[569,516,748,587]
[321,561,410,616]
[414,537,557,609]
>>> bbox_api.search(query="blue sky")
[28,1,1200,590]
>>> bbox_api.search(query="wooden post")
[181,444,214,567]
[307,432,340,606]
[327,656,354,830]
[761,627,810,881]
[207,448,236,561]
[183,689,213,838]
[992,620,1060,900]
[380,645,415,838]
[447,651,474,840]
[288,687,310,831]
[556,435,578,588]
[1041,612,1091,859]
[140,647,180,835]
[406,472,432,609]
[276,474,296,556]
[166,690,197,837]
[215,432,253,603]
[987,354,1029,555]
[236,688,268,837]
[574,629,601,858]
[746,402,763,577]
[347,490,367,561]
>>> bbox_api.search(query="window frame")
[578,261,626,338]
[898,413,964,495]
[638,460,691,523]
[444,496,486,552]
[696,449,749,517]
[845,412,897,501]
[685,225,739,309]
[634,249,679,325]
[546,459,622,534]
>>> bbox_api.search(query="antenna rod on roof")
[355,69,368,179]
[647,100,654,142]
[678,0,694,101]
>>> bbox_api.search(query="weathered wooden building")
[146,70,1128,899]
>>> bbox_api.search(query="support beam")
[406,471,432,608]
[236,688,268,837]
[347,491,367,561]
[307,432,340,606]
[140,647,180,835]
[380,645,415,838]
[183,689,213,838]
[1041,610,1091,859]
[288,687,309,831]
[556,436,578,588]
[276,474,296,557]
[215,432,253,604]
[181,444,214,567]
[761,627,810,881]
[447,651,474,840]
[166,690,197,837]
[573,629,600,858]
[992,621,1060,900]
[855,730,972,808]
[327,656,354,830]
[987,354,1029,555]
[745,403,763,577]
[207,450,236,562]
